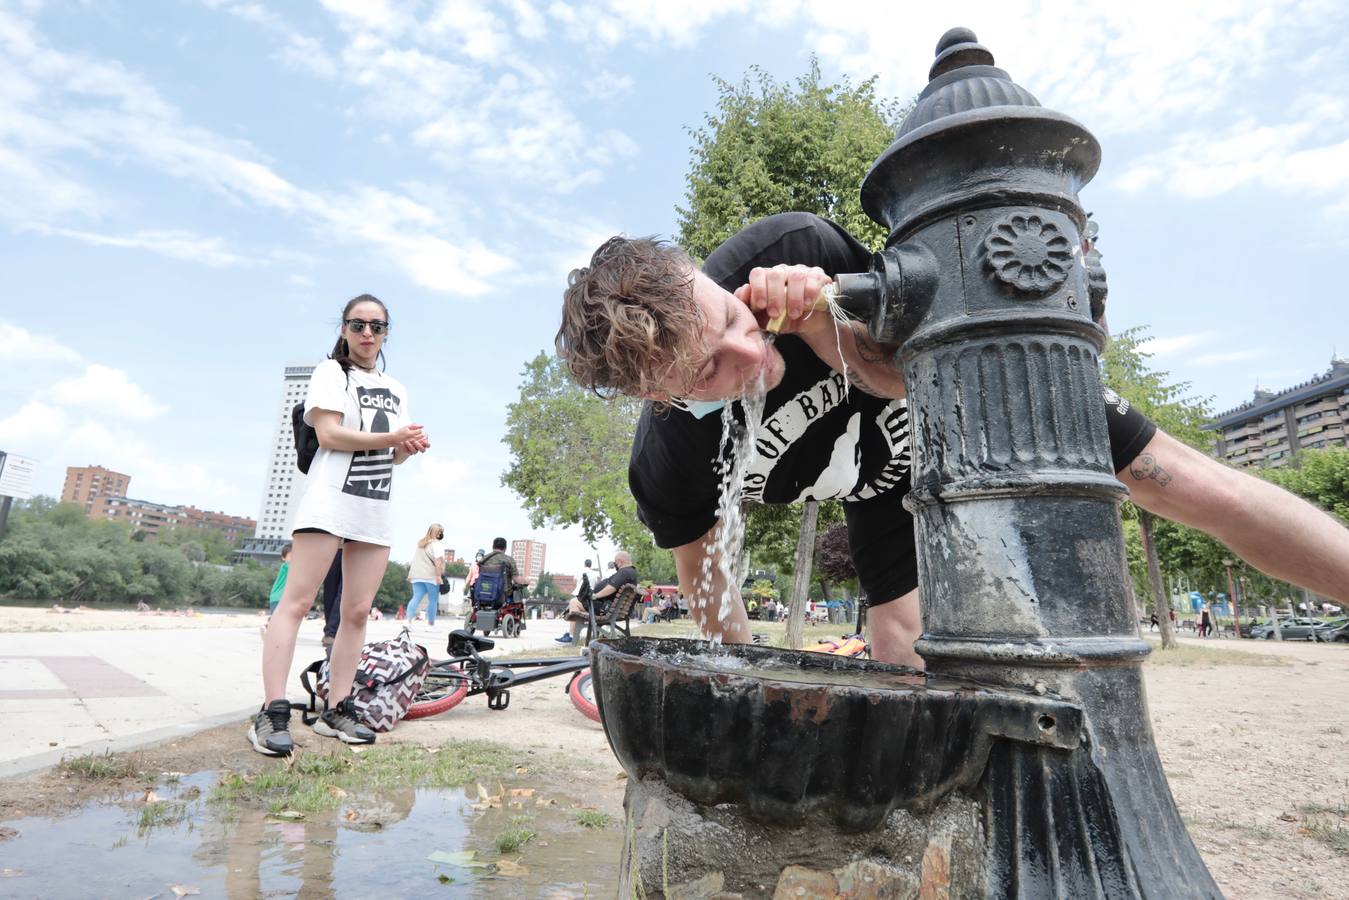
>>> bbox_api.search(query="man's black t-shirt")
[629,214,912,549]
[627,213,1156,568]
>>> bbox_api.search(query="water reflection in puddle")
[1,769,618,898]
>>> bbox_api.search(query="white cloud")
[49,364,167,421]
[0,322,82,364]
[0,7,517,294]
[0,400,67,446]
[1135,332,1218,356]
[26,224,251,267]
[200,0,338,78]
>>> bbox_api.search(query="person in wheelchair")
[472,538,522,608]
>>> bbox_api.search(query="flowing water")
[693,340,771,641]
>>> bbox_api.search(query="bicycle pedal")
[488,690,511,711]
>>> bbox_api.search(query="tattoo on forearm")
[1129,453,1173,487]
[850,323,897,365]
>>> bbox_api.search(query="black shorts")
[844,390,1157,607]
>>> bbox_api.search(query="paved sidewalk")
[1,615,574,778]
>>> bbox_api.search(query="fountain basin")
[591,637,1083,832]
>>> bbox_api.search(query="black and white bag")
[301,627,428,732]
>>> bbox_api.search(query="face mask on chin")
[672,398,726,419]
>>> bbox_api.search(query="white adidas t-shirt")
[292,358,409,546]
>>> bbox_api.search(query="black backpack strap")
[298,659,326,725]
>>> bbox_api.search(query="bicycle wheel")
[568,670,600,723]
[404,667,471,719]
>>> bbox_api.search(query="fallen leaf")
[508,788,535,798]
[427,850,491,868]
[494,859,528,877]
[272,810,304,821]
[476,783,490,802]
[345,809,358,821]
[437,874,454,884]
[170,885,200,898]
[514,766,528,775]
[327,785,348,799]
[348,746,365,755]
[1279,813,1298,822]
[615,771,628,780]
[425,747,441,755]
[142,790,161,804]
[534,797,558,807]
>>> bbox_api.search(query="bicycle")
[404,627,600,723]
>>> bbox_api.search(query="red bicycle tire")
[568,670,601,723]
[404,670,470,719]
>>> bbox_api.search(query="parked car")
[1327,621,1349,643]
[1249,617,1341,640]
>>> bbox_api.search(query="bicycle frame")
[428,629,590,710]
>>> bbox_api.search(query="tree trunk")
[1139,510,1176,650]
[784,500,818,651]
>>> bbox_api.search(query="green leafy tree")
[677,60,905,257]
[1262,447,1349,522]
[502,352,678,577]
[533,571,557,599]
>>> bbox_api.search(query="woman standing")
[249,294,428,756]
[406,524,446,626]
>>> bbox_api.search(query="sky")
[1,0,1346,576]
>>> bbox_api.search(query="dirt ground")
[2,635,1346,898]
[0,606,264,633]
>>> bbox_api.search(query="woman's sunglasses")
[345,319,388,335]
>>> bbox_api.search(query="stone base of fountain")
[619,777,985,898]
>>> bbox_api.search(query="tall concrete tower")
[255,364,314,540]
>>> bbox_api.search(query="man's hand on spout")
[734,264,834,338]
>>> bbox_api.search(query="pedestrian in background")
[406,523,446,627]
[268,545,292,616]
[251,293,429,757]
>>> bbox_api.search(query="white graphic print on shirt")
[344,386,400,500]
[740,369,910,504]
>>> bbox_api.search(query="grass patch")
[576,809,612,828]
[138,800,189,831]
[1302,817,1349,854]
[211,739,516,816]
[1298,801,1349,817]
[495,826,535,854]
[1142,640,1284,667]
[59,752,141,780]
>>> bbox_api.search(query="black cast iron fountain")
[592,27,1221,899]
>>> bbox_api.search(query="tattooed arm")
[1121,429,1349,603]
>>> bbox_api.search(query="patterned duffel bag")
[301,627,429,732]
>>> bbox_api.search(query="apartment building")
[61,465,130,513]
[511,539,546,586]
[1207,355,1349,468]
[255,364,314,539]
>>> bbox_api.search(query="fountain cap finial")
[930,27,995,80]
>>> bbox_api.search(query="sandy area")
[0,606,264,633]
[2,634,1345,898]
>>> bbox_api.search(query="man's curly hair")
[557,236,706,399]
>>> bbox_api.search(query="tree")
[1262,447,1349,523]
[502,353,679,577]
[1101,326,1213,648]
[533,571,557,599]
[678,60,906,258]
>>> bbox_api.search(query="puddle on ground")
[0,769,620,898]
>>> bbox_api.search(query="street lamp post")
[1223,558,1242,638]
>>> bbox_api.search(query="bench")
[579,583,642,645]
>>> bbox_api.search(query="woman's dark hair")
[330,293,390,373]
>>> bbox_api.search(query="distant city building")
[511,539,546,585]
[1207,355,1349,468]
[89,496,256,542]
[552,574,578,596]
[233,536,291,567]
[61,465,130,513]
[255,364,314,539]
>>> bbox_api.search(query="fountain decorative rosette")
[596,26,1221,899]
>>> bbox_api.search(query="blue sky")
[1,0,1346,575]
